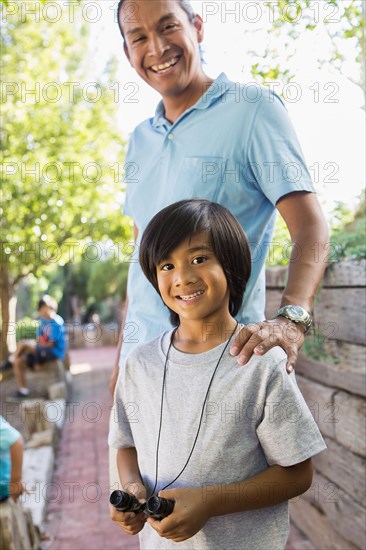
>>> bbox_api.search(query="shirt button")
[168,133,174,140]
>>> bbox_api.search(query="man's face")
[120,0,204,98]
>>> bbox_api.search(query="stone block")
[334,391,366,457]
[297,342,366,397]
[323,260,366,287]
[313,436,366,507]
[303,471,366,549]
[48,381,67,400]
[290,498,357,549]
[295,375,336,438]
[314,288,366,345]
[22,446,54,530]
[19,399,51,440]
[0,498,39,550]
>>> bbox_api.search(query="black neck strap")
[150,322,239,496]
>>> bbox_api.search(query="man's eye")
[192,256,207,264]
[161,263,174,271]
[163,23,177,31]
[133,36,145,43]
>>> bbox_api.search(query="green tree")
[250,1,365,102]
[0,3,131,358]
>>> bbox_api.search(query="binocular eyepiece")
[145,495,175,520]
[110,490,174,520]
[109,489,145,514]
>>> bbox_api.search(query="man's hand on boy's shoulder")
[230,317,305,374]
[147,487,210,543]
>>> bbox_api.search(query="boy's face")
[156,232,231,325]
[38,305,51,318]
[120,0,204,99]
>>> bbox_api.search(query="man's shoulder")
[130,116,155,137]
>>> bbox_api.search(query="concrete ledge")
[21,446,55,531]
[0,498,40,550]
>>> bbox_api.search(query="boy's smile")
[156,232,233,329]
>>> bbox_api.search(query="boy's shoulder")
[125,331,169,367]
[245,345,288,381]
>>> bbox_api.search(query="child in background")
[11,295,66,397]
[109,199,326,550]
[0,416,24,502]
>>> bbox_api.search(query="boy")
[12,295,66,397]
[109,199,326,549]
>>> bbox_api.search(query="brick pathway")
[41,346,139,550]
[40,346,313,550]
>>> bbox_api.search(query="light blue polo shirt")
[120,73,314,366]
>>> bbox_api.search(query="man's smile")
[149,55,181,73]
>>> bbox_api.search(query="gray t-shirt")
[109,330,326,550]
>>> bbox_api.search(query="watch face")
[287,306,305,319]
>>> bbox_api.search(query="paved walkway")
[41,346,313,550]
[41,346,139,550]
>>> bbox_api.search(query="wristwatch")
[274,305,313,333]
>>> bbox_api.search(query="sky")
[87,0,364,218]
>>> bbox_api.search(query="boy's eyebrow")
[187,245,212,253]
[126,14,176,36]
[159,245,212,263]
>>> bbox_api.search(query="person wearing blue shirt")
[0,416,24,502]
[11,295,66,398]
[110,0,329,394]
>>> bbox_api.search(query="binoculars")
[110,490,174,520]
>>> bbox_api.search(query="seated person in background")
[109,199,326,550]
[0,416,24,502]
[11,295,66,398]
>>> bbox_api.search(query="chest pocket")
[161,156,225,206]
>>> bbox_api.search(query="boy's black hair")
[38,295,57,312]
[116,0,196,40]
[139,199,251,326]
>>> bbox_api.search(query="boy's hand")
[109,483,147,536]
[147,487,209,543]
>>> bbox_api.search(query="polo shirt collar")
[152,72,232,128]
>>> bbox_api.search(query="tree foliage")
[0,2,131,356]
[250,1,364,95]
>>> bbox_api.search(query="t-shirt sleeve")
[256,368,327,466]
[108,365,135,449]
[0,416,21,450]
[248,90,315,206]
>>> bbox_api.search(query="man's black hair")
[116,0,196,40]
[139,199,252,326]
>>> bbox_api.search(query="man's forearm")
[281,221,329,311]
[206,459,313,517]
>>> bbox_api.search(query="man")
[11,295,66,398]
[110,0,329,394]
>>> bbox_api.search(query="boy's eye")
[192,256,207,265]
[161,263,174,271]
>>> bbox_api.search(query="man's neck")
[162,75,214,123]
[173,316,237,354]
